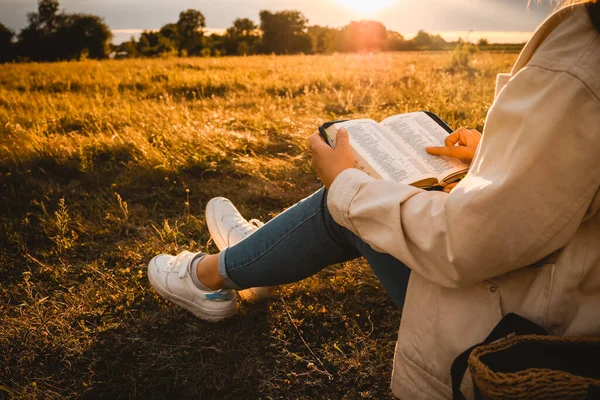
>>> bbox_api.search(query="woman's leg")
[203,188,411,309]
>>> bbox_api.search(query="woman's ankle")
[193,254,226,290]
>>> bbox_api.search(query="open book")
[319,111,469,188]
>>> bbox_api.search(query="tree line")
[0,0,517,63]
[113,11,460,58]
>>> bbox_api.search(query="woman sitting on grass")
[148,1,600,398]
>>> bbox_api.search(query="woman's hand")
[310,128,356,189]
[426,128,482,163]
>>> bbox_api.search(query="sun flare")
[334,0,398,15]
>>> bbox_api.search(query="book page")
[380,112,469,181]
[325,119,432,184]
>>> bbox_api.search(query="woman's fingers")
[431,127,482,163]
[335,128,350,148]
[444,131,461,147]
[426,145,474,161]
[310,132,327,150]
[444,128,470,147]
[309,128,356,188]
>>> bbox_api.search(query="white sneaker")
[148,251,237,322]
[205,197,275,302]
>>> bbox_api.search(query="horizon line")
[111,29,533,45]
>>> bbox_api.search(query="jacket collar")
[511,3,587,74]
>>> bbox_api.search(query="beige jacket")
[327,5,600,399]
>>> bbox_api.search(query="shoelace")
[249,219,264,230]
[166,250,195,279]
[223,213,264,237]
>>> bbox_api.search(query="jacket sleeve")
[327,66,600,288]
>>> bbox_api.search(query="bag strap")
[451,313,548,400]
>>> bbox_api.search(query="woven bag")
[451,313,600,400]
[469,334,600,400]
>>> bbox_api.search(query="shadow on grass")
[78,302,275,399]
[73,277,400,399]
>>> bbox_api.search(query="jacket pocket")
[491,263,556,328]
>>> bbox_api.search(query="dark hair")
[588,2,600,32]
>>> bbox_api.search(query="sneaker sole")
[148,256,237,322]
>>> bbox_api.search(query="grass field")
[0,51,517,399]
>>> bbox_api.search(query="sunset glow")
[334,0,399,15]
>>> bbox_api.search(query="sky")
[0,0,554,43]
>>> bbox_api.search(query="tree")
[114,37,138,58]
[38,0,59,31]
[387,30,415,51]
[177,9,206,56]
[159,23,179,44]
[338,20,387,52]
[228,18,257,36]
[205,33,226,56]
[0,23,15,62]
[259,10,312,55]
[307,25,339,54]
[224,18,259,55]
[137,34,151,56]
[56,14,112,59]
[236,41,250,55]
[18,0,112,61]
[410,30,449,50]
[477,38,489,48]
[136,30,176,57]
[18,0,62,60]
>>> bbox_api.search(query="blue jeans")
[218,188,411,309]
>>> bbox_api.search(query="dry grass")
[0,51,516,399]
